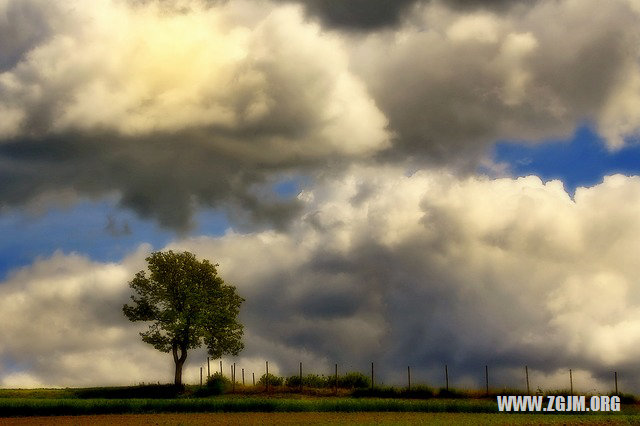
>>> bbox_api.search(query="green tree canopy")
[123,250,244,387]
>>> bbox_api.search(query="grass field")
[0,397,500,417]
[1,385,638,423]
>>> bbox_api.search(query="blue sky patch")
[493,125,640,194]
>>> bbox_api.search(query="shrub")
[258,373,284,387]
[436,387,467,399]
[285,375,302,387]
[616,392,636,404]
[405,385,435,398]
[206,372,231,395]
[338,372,370,389]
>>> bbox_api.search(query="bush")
[206,372,231,395]
[285,374,333,388]
[286,372,369,389]
[285,375,302,387]
[304,374,330,388]
[616,393,636,404]
[405,385,435,398]
[338,372,370,389]
[258,373,284,387]
[436,387,468,399]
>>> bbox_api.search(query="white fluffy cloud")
[0,0,389,229]
[0,0,389,157]
[3,168,640,391]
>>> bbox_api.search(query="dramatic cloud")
[2,0,639,232]
[3,168,640,391]
[0,0,389,229]
[349,0,640,167]
[278,0,532,30]
[1,0,640,230]
[275,0,419,30]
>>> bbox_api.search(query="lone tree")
[123,250,244,387]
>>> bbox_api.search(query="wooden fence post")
[200,367,203,386]
[242,368,245,386]
[371,362,374,389]
[485,365,489,395]
[408,366,411,391]
[525,365,530,394]
[266,361,270,393]
[299,362,303,392]
[569,369,573,395]
[445,365,449,391]
[231,365,235,392]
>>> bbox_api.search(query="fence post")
[408,366,411,391]
[615,371,618,395]
[485,365,489,395]
[242,368,245,386]
[569,369,573,395]
[200,367,203,386]
[371,362,374,389]
[207,357,210,378]
[335,363,338,395]
[299,362,303,393]
[253,372,255,386]
[525,365,530,395]
[220,360,222,375]
[266,361,270,393]
[445,365,449,391]
[231,365,235,392]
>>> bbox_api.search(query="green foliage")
[405,385,436,398]
[304,374,330,388]
[258,373,284,387]
[284,372,369,389]
[616,393,636,404]
[122,251,244,385]
[285,374,328,388]
[338,372,371,389]
[205,372,231,395]
[436,388,468,399]
[353,385,436,399]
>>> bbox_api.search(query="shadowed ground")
[1,412,639,425]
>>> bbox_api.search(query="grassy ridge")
[0,397,499,417]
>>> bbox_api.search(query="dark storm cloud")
[278,0,536,30]
[0,134,304,231]
[277,0,418,30]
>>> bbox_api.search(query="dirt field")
[1,412,637,425]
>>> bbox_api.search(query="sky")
[1,0,640,393]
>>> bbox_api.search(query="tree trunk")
[172,343,188,388]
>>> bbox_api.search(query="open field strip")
[2,412,640,426]
[0,397,499,417]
